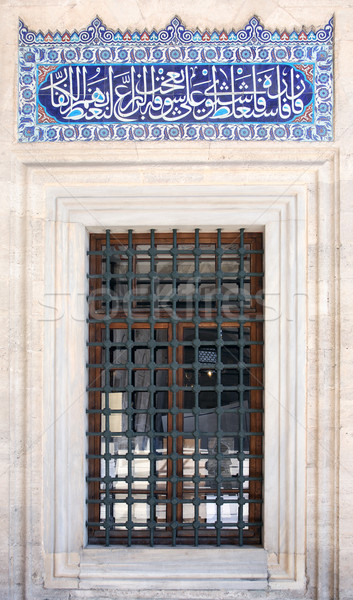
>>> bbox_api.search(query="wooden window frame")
[87,231,263,546]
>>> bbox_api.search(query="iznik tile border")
[18,16,333,142]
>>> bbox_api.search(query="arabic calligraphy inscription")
[38,64,313,124]
[18,16,333,142]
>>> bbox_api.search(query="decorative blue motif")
[18,16,333,142]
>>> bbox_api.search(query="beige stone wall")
[1,1,352,599]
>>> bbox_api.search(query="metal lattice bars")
[87,229,264,546]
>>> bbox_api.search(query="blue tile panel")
[18,16,333,142]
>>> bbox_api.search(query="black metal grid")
[87,229,264,546]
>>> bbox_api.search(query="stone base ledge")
[77,547,268,590]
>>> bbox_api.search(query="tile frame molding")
[9,147,339,598]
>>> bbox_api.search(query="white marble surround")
[6,144,338,599]
[45,180,305,592]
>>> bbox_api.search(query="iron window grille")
[87,230,264,546]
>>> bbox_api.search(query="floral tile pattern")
[18,16,333,142]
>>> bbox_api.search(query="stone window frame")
[10,149,338,596]
[47,184,304,591]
